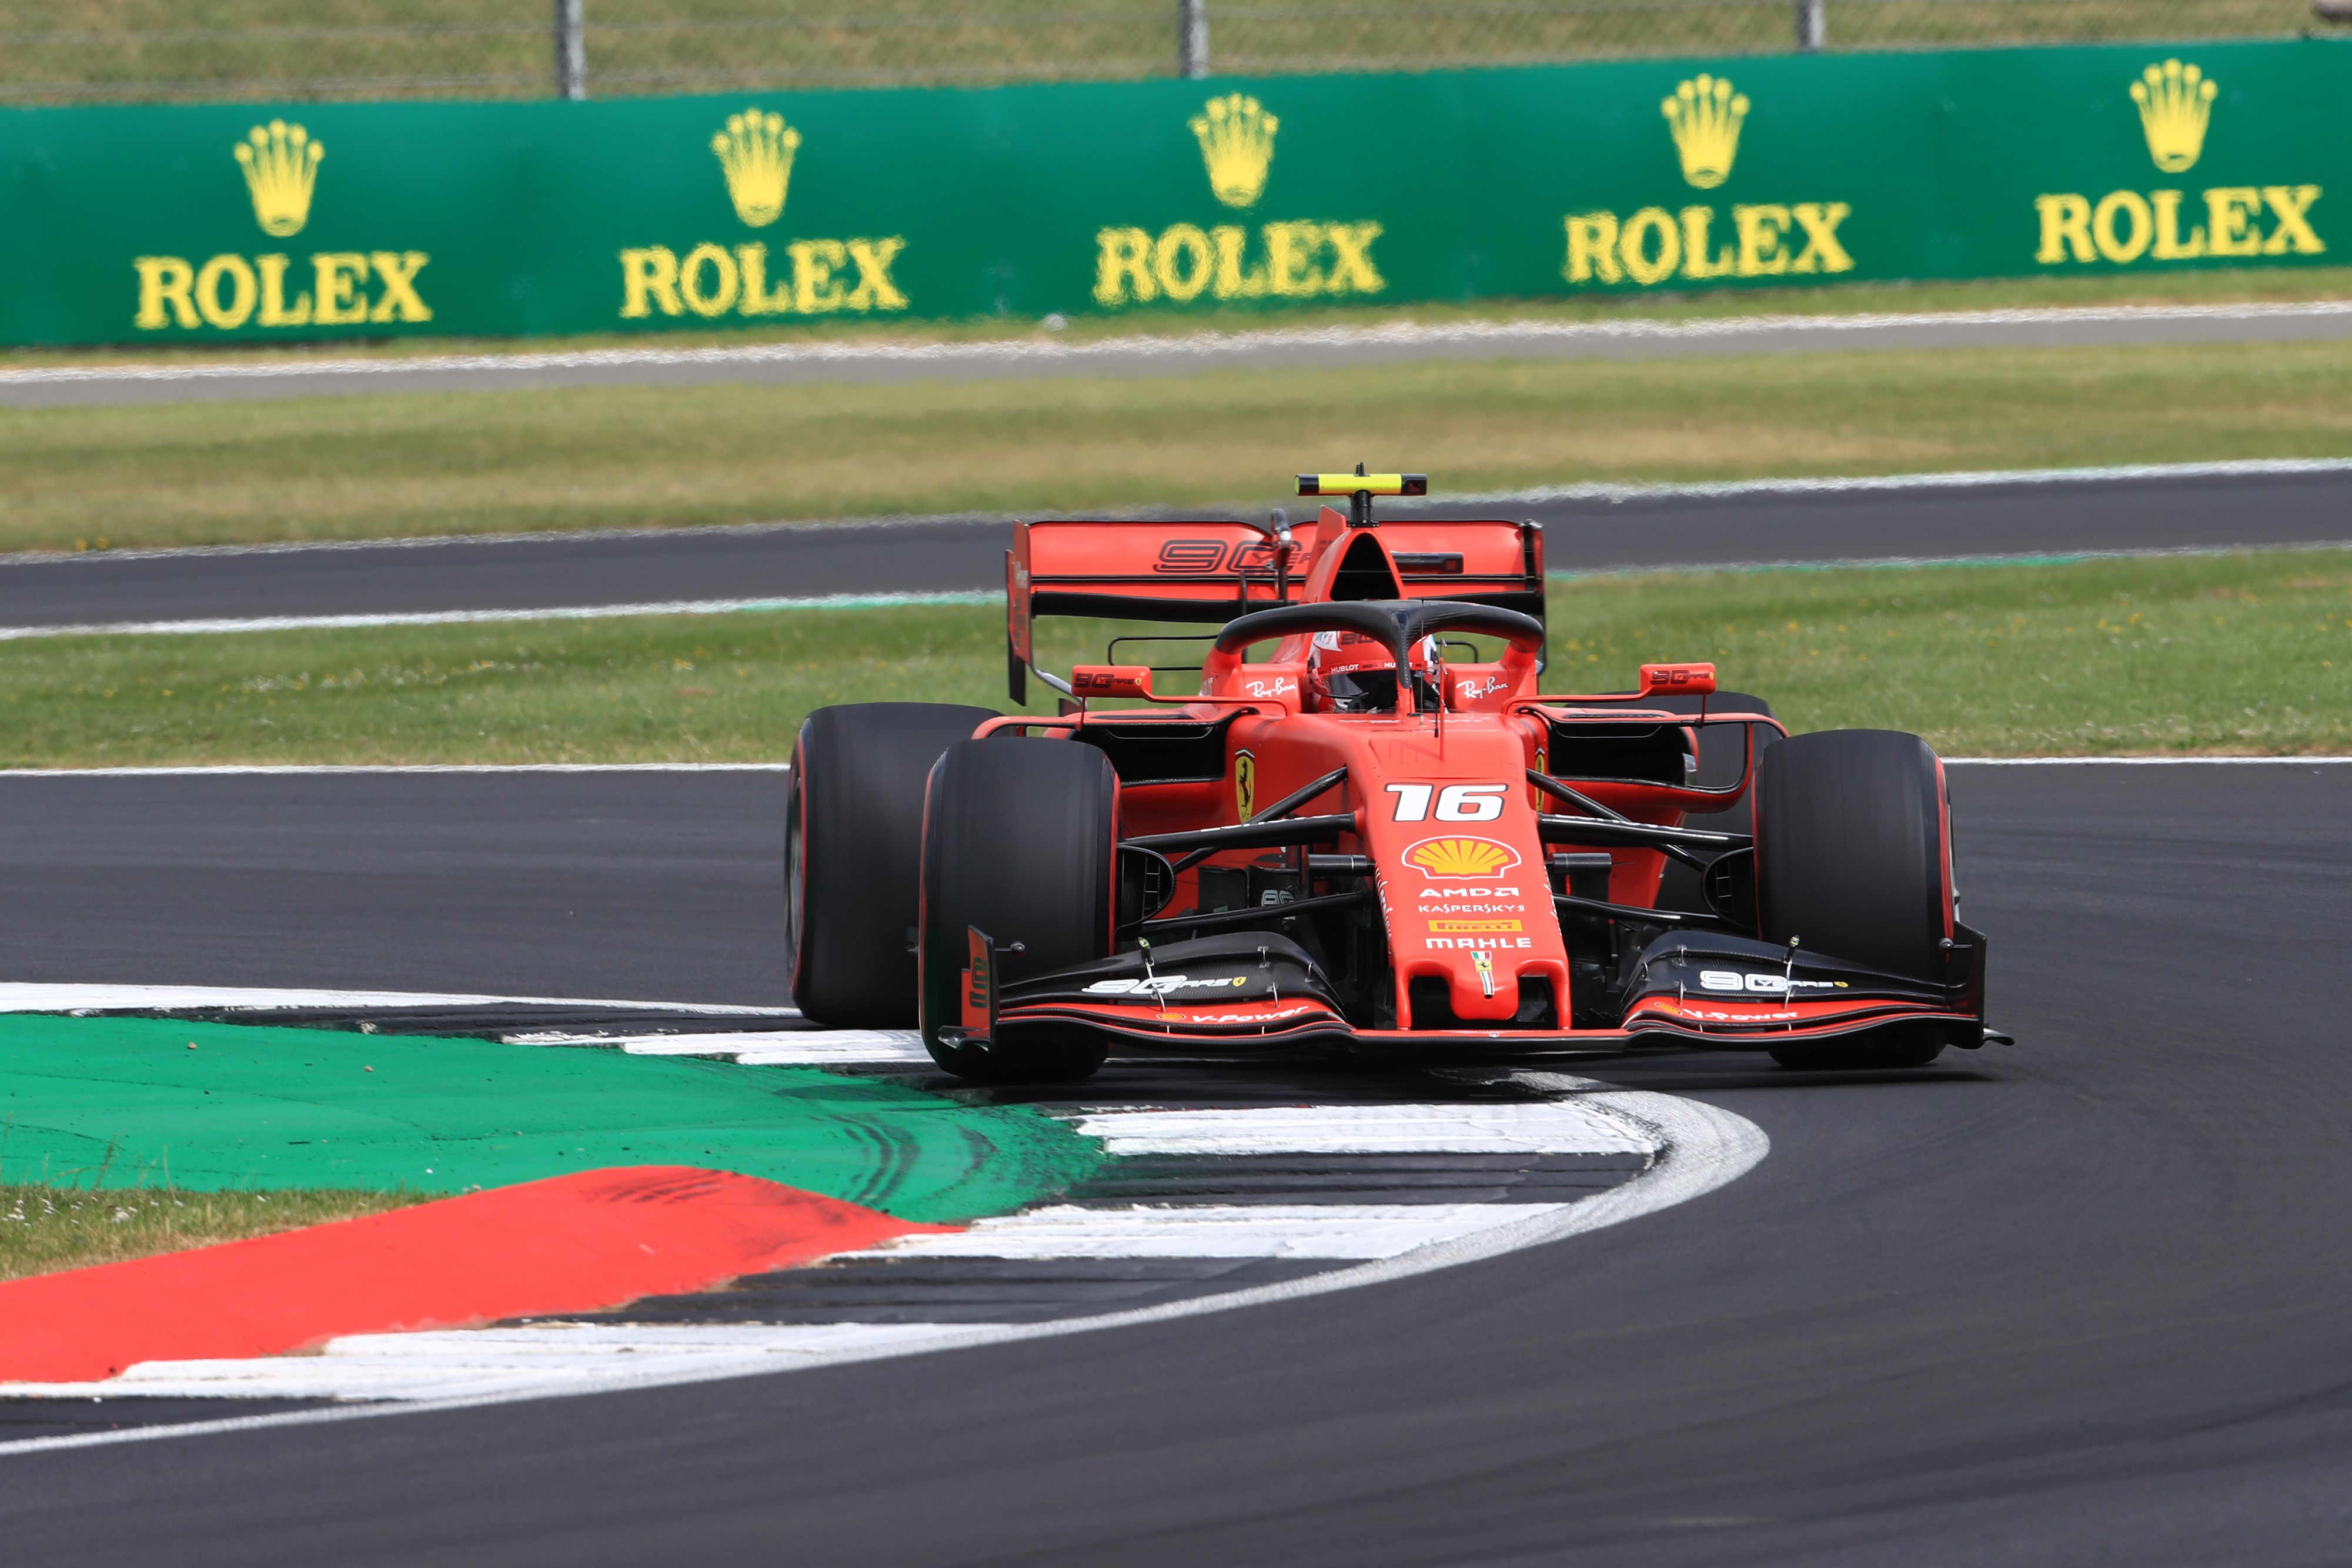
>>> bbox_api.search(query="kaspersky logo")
[2034,59,2323,270]
[620,106,907,323]
[1565,74,1853,291]
[1092,93,1384,310]
[133,120,430,334]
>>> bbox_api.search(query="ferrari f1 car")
[786,473,1997,1082]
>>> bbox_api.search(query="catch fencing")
[0,0,2336,105]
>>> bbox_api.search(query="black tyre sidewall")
[920,738,1117,1080]
[788,702,997,1025]
[1753,728,1950,982]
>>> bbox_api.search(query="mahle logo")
[619,110,908,322]
[1093,93,1383,310]
[133,119,430,335]
[1190,92,1277,209]
[2034,58,2322,272]
[234,120,323,237]
[1565,73,1853,291]
[2132,58,2216,173]
[1662,74,1747,190]
[711,108,801,228]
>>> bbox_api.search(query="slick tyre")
[787,702,998,1027]
[1752,728,1955,1071]
[920,738,1116,1084]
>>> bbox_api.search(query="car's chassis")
[789,473,2002,1079]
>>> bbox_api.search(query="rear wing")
[1007,513,1545,702]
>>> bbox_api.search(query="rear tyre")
[1752,728,1953,1071]
[787,703,998,1027]
[920,738,1117,1083]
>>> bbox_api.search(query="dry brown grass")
[0,1183,423,1282]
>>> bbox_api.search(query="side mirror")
[1071,664,1154,700]
[1638,662,1716,698]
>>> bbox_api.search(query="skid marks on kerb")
[0,1086,1762,1413]
[551,1029,933,1065]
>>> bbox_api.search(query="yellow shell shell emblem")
[1404,836,1521,879]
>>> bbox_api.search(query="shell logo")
[1403,836,1521,879]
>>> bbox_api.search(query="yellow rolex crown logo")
[711,108,802,228]
[2130,59,2217,174]
[233,119,323,238]
[1190,92,1278,209]
[1661,74,1748,190]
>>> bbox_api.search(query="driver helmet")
[1307,630,1439,712]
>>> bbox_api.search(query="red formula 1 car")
[787,473,1997,1083]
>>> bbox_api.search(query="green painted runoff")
[0,1014,1101,1225]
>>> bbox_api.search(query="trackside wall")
[0,38,2342,346]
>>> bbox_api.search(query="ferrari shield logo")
[1235,751,1256,820]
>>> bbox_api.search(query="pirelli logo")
[1428,919,1522,934]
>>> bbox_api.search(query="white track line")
[1446,454,2352,507]
[868,1202,1575,1260]
[0,982,790,1016]
[0,591,994,641]
[1068,1101,1655,1156]
[4,450,2347,580]
[6,299,2347,389]
[10,530,2352,644]
[0,1078,1761,1431]
[558,1029,932,1065]
[0,513,1012,568]
[9,1324,985,1403]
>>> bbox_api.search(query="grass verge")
[6,338,2352,553]
[0,1184,422,1283]
[2,547,2346,764]
[9,262,2352,368]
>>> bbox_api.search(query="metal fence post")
[1795,0,1825,51]
[1178,0,1210,79]
[554,0,587,98]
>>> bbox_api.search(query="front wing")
[975,930,1991,1059]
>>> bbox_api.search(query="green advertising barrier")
[0,38,2342,347]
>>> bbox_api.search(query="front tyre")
[787,703,998,1027]
[1752,728,1955,1071]
[920,738,1117,1083]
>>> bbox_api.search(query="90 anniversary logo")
[2033,59,2323,269]
[619,106,910,321]
[1562,73,1855,290]
[134,119,432,332]
[1091,92,1386,309]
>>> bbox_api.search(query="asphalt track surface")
[9,464,2352,633]
[4,300,2349,406]
[4,761,2351,1564]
